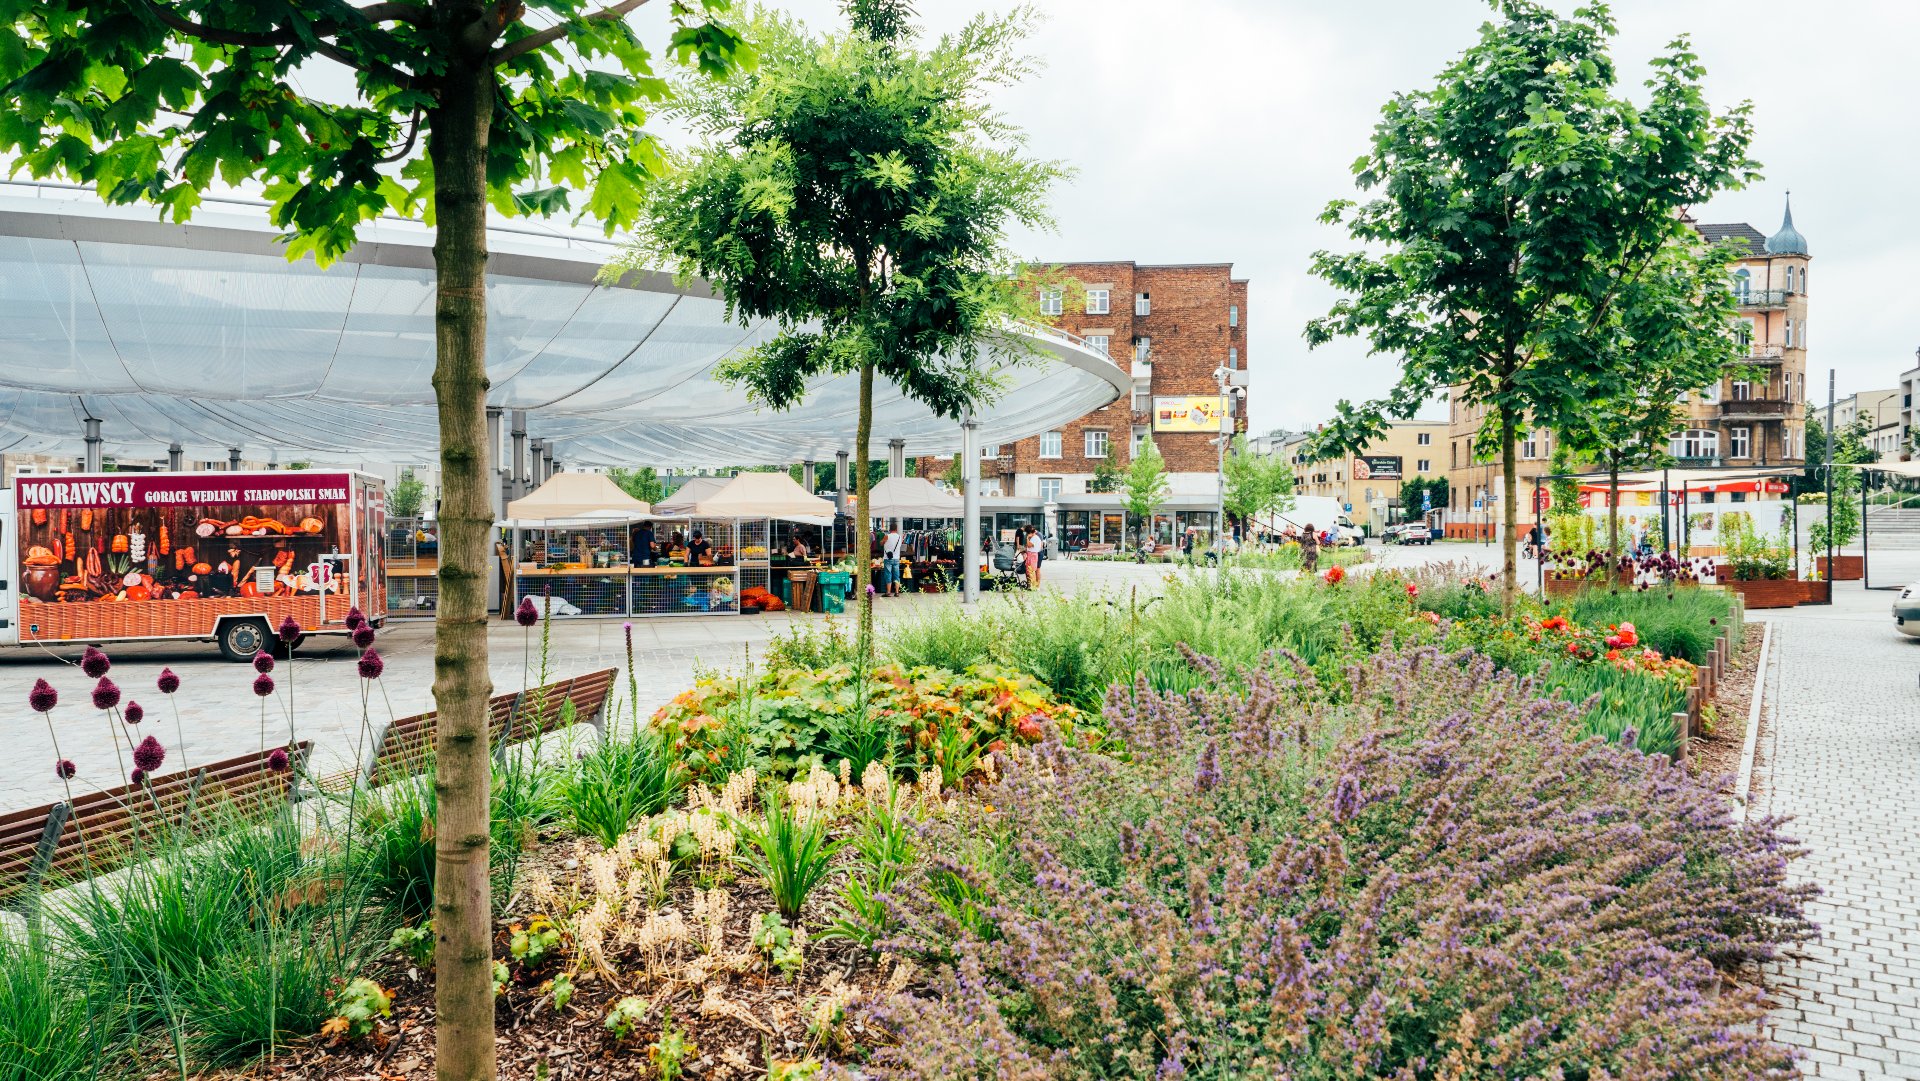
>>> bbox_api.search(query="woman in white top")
[882,525,905,597]
[1024,527,1043,588]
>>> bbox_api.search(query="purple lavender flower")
[28,678,57,714]
[267,747,290,773]
[515,597,539,627]
[124,701,144,725]
[92,677,121,711]
[276,615,302,643]
[252,673,275,698]
[1193,740,1221,792]
[357,649,384,680]
[54,759,76,780]
[80,645,110,678]
[344,606,366,631]
[133,735,165,772]
[351,623,376,649]
[157,668,181,694]
[252,650,275,674]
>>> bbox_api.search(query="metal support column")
[82,418,102,473]
[802,459,816,495]
[510,410,529,500]
[487,408,507,520]
[167,443,183,470]
[227,447,242,471]
[961,419,980,604]
[835,451,850,515]
[1824,369,1835,604]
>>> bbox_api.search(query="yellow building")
[1291,420,1448,527]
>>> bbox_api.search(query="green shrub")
[351,772,439,922]
[0,933,118,1081]
[562,724,687,849]
[732,792,843,920]
[1566,587,1739,663]
[1544,659,1686,757]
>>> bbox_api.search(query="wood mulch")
[1688,622,1764,785]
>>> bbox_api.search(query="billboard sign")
[1351,455,1402,481]
[1152,396,1229,433]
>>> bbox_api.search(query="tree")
[616,1,1064,655]
[1302,0,1755,611]
[1088,456,1123,494]
[1557,236,1747,558]
[609,466,666,505]
[1122,437,1170,546]
[1401,474,1448,514]
[391,467,430,519]
[1804,407,1874,559]
[1221,435,1295,535]
[0,6,751,1077]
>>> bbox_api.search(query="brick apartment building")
[922,261,1249,548]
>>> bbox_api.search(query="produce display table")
[510,564,742,617]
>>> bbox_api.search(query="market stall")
[669,472,836,613]
[867,476,966,591]
[503,473,651,617]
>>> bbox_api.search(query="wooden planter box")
[1543,578,1589,598]
[1720,577,1829,609]
[1815,555,1864,581]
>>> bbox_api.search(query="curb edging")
[1734,619,1773,825]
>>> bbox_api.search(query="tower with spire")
[1685,194,1811,467]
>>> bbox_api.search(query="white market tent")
[0,182,1127,466]
[502,471,651,526]
[679,472,835,525]
[651,476,731,516]
[866,476,963,519]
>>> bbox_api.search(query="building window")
[1039,288,1063,316]
[1730,490,1747,503]
[979,477,1002,497]
[1730,427,1751,459]
[1133,426,1148,450]
[1229,304,1239,327]
[1733,268,1751,301]
[1039,476,1063,503]
[1228,347,1238,369]
[1784,319,1794,348]
[1785,266,1796,293]
[1086,288,1110,315]
[1132,387,1151,411]
[980,443,1000,458]
[1084,334,1109,356]
[1799,318,1806,349]
[1670,429,1719,460]
[1416,458,1431,472]
[1801,266,1808,293]
[1784,372,1794,402]
[1699,490,1715,504]
[1039,430,1062,458]
[1731,379,1751,401]
[1084,430,1110,458]
[1134,292,1150,316]
[1134,336,1151,363]
[1417,432,1432,446]
[1737,321,1753,349]
[1522,431,1539,460]
[1699,380,1720,404]
[1451,441,1458,469]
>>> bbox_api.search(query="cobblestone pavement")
[1759,551,1920,1079]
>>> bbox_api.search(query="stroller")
[988,542,1030,589]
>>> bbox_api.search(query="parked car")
[1397,523,1433,546]
[1893,584,1920,638]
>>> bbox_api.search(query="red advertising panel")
[14,472,357,642]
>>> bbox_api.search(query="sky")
[631,0,1920,435]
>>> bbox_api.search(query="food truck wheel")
[216,617,272,662]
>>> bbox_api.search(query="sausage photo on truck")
[1,469,387,660]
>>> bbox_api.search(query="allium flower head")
[252,650,275,674]
[28,678,57,714]
[124,701,144,725]
[277,615,302,643]
[157,668,181,694]
[54,759,76,780]
[357,649,385,680]
[345,607,366,631]
[252,673,275,698]
[352,624,376,649]
[130,767,147,785]
[92,677,121,711]
[133,735,165,772]
[267,747,290,773]
[80,645,111,678]
[515,597,539,627]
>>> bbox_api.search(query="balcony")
[1673,455,1723,469]
[1736,343,1786,364]
[1719,398,1794,419]
[1734,289,1792,310]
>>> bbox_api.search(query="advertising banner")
[1351,456,1402,481]
[1152,396,1229,433]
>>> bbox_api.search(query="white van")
[1269,497,1363,546]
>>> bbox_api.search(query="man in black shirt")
[687,529,713,565]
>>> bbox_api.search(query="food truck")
[1,470,386,660]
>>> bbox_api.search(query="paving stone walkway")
[1760,578,1920,1079]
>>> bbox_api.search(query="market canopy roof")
[1568,466,1801,491]
[0,182,1127,467]
[651,476,731,516]
[671,471,834,525]
[503,470,650,523]
[866,476,962,519]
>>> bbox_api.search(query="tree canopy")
[1123,437,1170,539]
[1221,435,1295,527]
[1302,0,1756,607]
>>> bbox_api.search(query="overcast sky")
[633,0,1920,434]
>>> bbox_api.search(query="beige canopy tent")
[502,470,651,526]
[866,476,963,519]
[681,472,836,525]
[652,476,730,516]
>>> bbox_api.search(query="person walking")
[1024,525,1043,589]
[882,522,905,597]
[1300,522,1320,575]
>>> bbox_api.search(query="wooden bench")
[1081,543,1117,557]
[334,667,620,790]
[0,742,310,911]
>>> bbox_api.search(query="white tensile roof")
[0,182,1126,467]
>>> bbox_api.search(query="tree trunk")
[1500,412,1519,613]
[428,49,497,1081]
[855,358,875,656]
[1607,459,1621,563]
